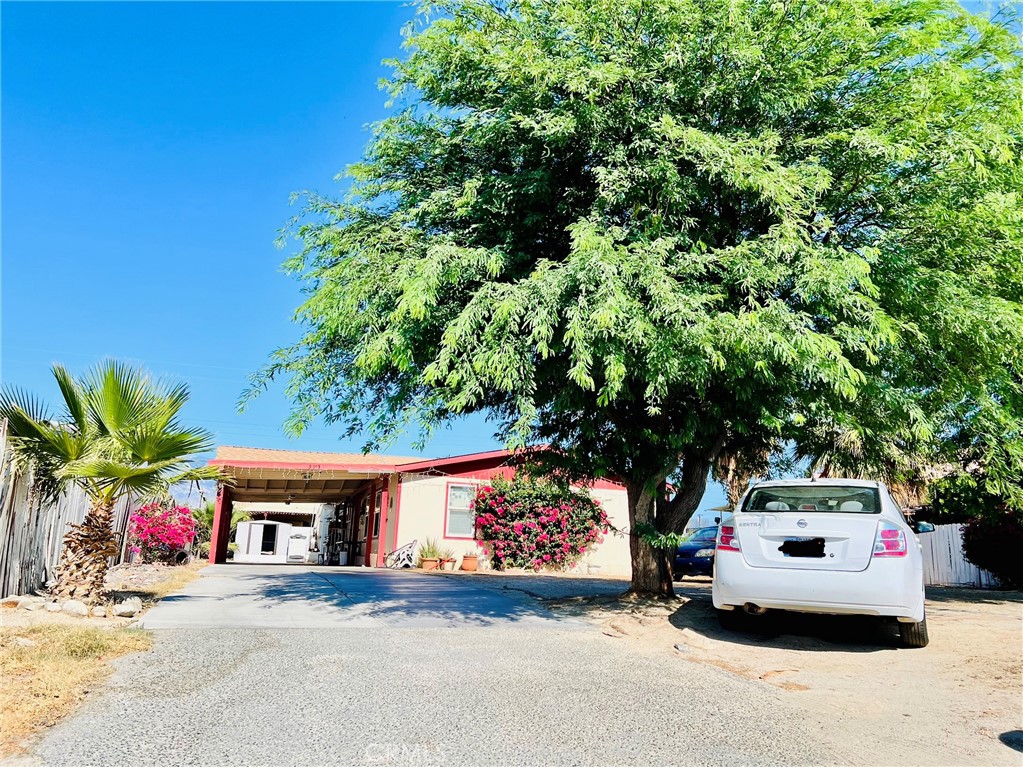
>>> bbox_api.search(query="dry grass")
[0,560,203,756]
[0,624,152,758]
[103,559,208,606]
[143,560,207,600]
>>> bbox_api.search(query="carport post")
[209,483,233,564]
[374,481,390,568]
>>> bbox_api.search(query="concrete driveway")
[138,565,578,630]
[25,565,842,767]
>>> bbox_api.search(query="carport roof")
[209,445,519,503]
[211,445,420,472]
[210,446,423,503]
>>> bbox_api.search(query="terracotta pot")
[421,557,440,571]
[460,555,479,572]
[441,559,456,571]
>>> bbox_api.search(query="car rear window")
[743,485,881,513]
[687,527,718,542]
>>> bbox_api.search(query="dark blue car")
[673,526,719,579]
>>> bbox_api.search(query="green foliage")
[930,472,1013,524]
[634,522,692,552]
[961,512,1023,589]
[0,360,225,506]
[417,537,443,563]
[191,501,250,548]
[473,475,609,570]
[251,0,1023,587]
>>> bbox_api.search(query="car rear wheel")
[717,607,746,632]
[898,613,929,648]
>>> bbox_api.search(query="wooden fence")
[0,422,134,597]
[921,523,999,588]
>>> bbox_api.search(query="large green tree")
[256,0,1023,595]
[0,362,223,601]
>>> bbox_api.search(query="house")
[208,446,632,576]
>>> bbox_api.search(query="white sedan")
[712,478,935,647]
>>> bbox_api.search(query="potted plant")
[417,538,442,571]
[460,552,479,571]
[439,547,457,571]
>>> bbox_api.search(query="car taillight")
[873,521,908,557]
[718,525,741,552]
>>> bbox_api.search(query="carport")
[207,447,414,567]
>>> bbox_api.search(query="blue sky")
[2,1,727,510]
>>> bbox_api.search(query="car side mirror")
[914,521,935,534]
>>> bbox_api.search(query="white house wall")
[395,473,632,577]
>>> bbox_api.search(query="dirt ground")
[455,571,1023,766]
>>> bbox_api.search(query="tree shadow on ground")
[528,576,901,652]
[152,567,571,628]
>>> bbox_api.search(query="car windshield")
[685,526,718,542]
[744,485,881,513]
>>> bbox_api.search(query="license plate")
[779,537,826,558]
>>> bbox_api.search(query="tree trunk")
[627,481,675,598]
[51,499,119,603]
[660,453,716,534]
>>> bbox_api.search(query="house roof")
[394,448,515,472]
[211,445,420,472]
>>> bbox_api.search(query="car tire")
[717,607,746,632]
[898,613,929,648]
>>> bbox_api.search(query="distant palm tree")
[0,361,224,602]
[191,499,249,551]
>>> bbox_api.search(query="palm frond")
[5,359,217,507]
[121,425,215,465]
[166,465,230,485]
[85,360,162,437]
[0,386,53,430]
[52,364,89,435]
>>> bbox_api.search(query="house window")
[373,490,383,537]
[445,484,475,538]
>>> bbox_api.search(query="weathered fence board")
[921,523,998,588]
[0,422,133,597]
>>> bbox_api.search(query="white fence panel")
[921,523,998,588]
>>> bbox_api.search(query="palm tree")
[0,361,224,602]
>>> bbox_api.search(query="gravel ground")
[11,568,846,767]
[19,626,839,767]
[9,568,1020,767]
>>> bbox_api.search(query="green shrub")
[474,475,610,571]
[417,538,442,566]
[961,513,1023,589]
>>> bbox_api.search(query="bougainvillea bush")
[473,476,610,572]
[128,503,197,563]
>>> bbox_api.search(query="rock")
[91,606,107,618]
[1,595,23,608]
[45,602,62,612]
[12,637,37,648]
[62,600,90,617]
[23,601,45,612]
[113,597,143,617]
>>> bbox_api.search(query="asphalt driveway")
[23,565,846,767]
